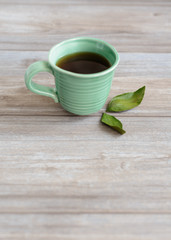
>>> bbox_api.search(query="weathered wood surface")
[0,51,170,116]
[0,0,171,53]
[0,0,171,239]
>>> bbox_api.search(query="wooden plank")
[0,182,171,214]
[0,214,171,240]
[1,33,171,53]
[0,0,170,52]
[0,115,171,142]
[0,51,170,116]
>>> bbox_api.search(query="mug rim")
[48,37,120,78]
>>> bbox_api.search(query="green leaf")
[101,113,126,135]
[107,86,146,112]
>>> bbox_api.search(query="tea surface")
[56,52,111,74]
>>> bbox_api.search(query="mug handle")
[25,61,58,103]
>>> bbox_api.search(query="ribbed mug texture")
[49,37,119,115]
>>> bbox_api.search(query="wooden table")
[0,0,171,239]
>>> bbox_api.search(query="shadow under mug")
[25,37,119,115]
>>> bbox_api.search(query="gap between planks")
[0,212,170,215]
[0,114,171,117]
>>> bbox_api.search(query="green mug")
[25,37,119,115]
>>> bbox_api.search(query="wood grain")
[0,0,171,53]
[0,51,170,116]
[0,0,171,239]
[0,116,171,216]
[0,214,171,240]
